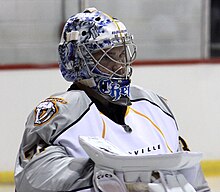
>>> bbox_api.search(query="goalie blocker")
[79,136,202,192]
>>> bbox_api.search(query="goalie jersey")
[14,85,210,192]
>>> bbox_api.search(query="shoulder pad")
[130,85,175,119]
[33,90,92,126]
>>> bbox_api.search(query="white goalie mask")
[58,7,137,105]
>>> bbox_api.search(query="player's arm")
[15,145,94,192]
[15,95,95,192]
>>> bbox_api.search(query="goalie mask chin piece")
[94,77,131,106]
[58,7,137,106]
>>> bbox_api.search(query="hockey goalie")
[14,7,211,192]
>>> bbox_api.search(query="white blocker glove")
[79,136,202,192]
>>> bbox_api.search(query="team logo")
[34,98,67,126]
[98,79,130,101]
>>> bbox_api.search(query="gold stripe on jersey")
[129,107,173,153]
[101,117,106,138]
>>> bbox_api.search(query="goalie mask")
[58,7,137,105]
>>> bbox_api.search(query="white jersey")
[14,85,210,192]
[53,88,178,158]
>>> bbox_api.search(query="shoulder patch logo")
[34,97,67,126]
